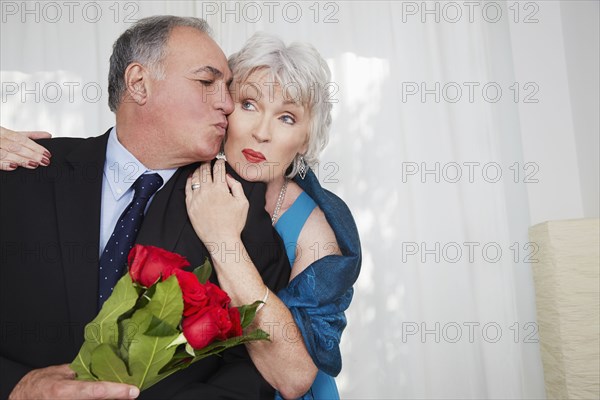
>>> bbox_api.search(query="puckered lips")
[215,120,228,136]
[242,148,266,163]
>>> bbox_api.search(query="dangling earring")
[297,155,307,180]
[216,136,227,161]
[216,143,226,161]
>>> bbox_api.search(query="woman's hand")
[185,159,249,243]
[0,126,52,170]
[186,160,318,397]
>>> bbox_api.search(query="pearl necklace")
[271,179,289,225]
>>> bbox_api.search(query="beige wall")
[530,218,600,399]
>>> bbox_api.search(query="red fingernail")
[28,161,39,168]
[40,157,50,166]
[9,162,18,169]
[43,150,52,158]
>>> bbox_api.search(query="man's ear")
[123,63,149,106]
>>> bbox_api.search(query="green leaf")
[126,278,183,390]
[132,283,157,310]
[71,274,139,378]
[70,341,99,381]
[145,315,179,337]
[116,285,148,356]
[88,273,139,346]
[127,309,180,390]
[166,332,187,349]
[185,343,195,357]
[90,343,134,385]
[118,316,142,364]
[144,275,183,327]
[192,258,212,284]
[237,300,263,329]
[162,329,270,375]
[191,328,270,360]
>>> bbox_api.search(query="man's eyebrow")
[191,66,233,85]
[191,66,223,77]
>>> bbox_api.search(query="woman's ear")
[300,141,309,156]
[123,63,148,106]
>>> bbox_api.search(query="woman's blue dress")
[274,191,340,400]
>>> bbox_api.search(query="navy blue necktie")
[98,173,163,307]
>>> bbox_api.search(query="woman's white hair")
[228,32,333,178]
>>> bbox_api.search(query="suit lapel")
[54,132,109,340]
[137,160,290,295]
[136,162,259,265]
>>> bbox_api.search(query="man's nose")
[216,82,234,115]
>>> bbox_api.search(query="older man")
[1,16,290,399]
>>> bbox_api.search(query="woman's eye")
[241,100,256,111]
[198,80,213,86]
[280,115,296,125]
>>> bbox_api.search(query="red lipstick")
[242,149,266,163]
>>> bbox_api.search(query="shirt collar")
[104,127,177,201]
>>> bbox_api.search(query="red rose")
[128,245,190,287]
[204,282,231,308]
[174,270,209,316]
[227,307,243,338]
[182,306,233,349]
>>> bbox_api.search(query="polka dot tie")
[98,173,163,308]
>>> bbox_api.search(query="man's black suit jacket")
[0,131,290,399]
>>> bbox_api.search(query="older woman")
[0,33,361,400]
[186,33,361,399]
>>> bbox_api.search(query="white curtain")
[3,1,597,398]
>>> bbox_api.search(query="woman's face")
[224,70,310,183]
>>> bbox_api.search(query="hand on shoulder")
[0,126,52,171]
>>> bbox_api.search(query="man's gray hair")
[228,32,334,178]
[108,15,211,112]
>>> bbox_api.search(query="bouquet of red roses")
[70,245,268,390]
